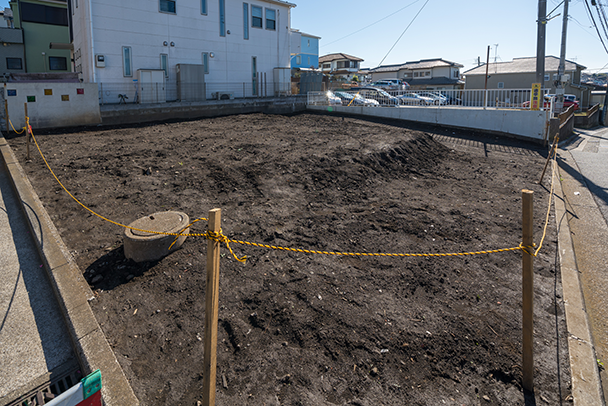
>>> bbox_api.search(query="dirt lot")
[8,113,570,405]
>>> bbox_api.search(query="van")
[370,79,409,90]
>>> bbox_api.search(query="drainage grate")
[6,368,82,406]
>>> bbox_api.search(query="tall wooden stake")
[522,190,534,392]
[203,208,221,406]
[24,102,30,160]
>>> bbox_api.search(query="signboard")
[46,370,102,406]
[530,83,541,111]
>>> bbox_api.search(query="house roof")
[408,77,464,86]
[370,58,464,73]
[463,56,586,75]
[262,0,297,8]
[290,29,321,39]
[319,53,364,63]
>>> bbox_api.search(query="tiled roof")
[463,56,586,75]
[369,59,464,73]
[408,77,464,86]
[319,53,364,63]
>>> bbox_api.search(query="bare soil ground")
[8,113,570,405]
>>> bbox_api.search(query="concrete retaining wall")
[4,83,101,130]
[308,105,552,143]
[100,96,308,127]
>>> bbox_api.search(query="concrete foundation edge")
[553,157,605,405]
[0,135,140,406]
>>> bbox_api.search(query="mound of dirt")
[8,113,570,405]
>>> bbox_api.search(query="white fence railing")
[308,88,553,111]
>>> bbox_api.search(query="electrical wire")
[376,0,431,67]
[321,0,423,48]
[584,0,608,54]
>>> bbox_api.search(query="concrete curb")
[553,156,605,405]
[0,135,139,406]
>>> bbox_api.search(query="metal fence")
[98,81,292,105]
[309,88,553,111]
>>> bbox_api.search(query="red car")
[522,94,579,109]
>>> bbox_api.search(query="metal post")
[556,0,570,111]
[484,45,490,109]
[522,190,534,392]
[203,208,221,406]
[24,103,30,160]
[536,0,547,86]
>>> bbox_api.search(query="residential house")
[0,9,26,77]
[319,53,363,81]
[290,29,320,70]
[70,0,296,101]
[463,56,589,106]
[8,0,71,73]
[369,58,464,90]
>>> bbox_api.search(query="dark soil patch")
[8,113,570,405]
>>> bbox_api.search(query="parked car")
[522,94,579,109]
[325,90,342,106]
[438,92,462,105]
[396,92,435,105]
[370,79,410,90]
[333,91,379,106]
[350,87,401,106]
[417,91,448,105]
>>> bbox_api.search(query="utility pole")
[556,0,570,112]
[536,0,547,86]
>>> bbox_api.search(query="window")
[497,82,504,89]
[424,71,431,77]
[307,39,310,47]
[49,56,67,70]
[544,74,550,81]
[202,52,209,74]
[160,0,176,14]
[307,57,310,66]
[453,70,459,78]
[160,54,168,78]
[21,2,68,26]
[265,8,275,30]
[201,0,207,14]
[243,3,249,39]
[252,5,262,28]
[414,72,419,77]
[122,46,132,77]
[6,58,22,70]
[322,63,330,69]
[219,0,225,36]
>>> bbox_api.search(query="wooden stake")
[203,208,221,406]
[522,190,534,392]
[24,102,30,160]
[5,100,9,134]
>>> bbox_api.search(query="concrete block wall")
[4,83,101,130]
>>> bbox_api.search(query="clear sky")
[291,0,608,73]
[3,0,607,73]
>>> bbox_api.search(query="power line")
[376,0,431,67]
[321,0,423,48]
[583,0,608,54]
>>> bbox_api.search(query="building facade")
[8,0,71,73]
[0,26,26,77]
[70,0,296,101]
[289,29,319,70]
[464,56,588,105]
[369,59,464,90]
[319,53,363,81]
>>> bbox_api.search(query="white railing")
[309,88,553,110]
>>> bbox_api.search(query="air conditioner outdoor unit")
[214,91,234,100]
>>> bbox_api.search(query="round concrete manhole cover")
[130,212,188,237]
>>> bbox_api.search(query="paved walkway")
[0,157,77,404]
[560,127,608,404]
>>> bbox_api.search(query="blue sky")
[3,0,607,73]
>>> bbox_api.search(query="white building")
[70,0,296,101]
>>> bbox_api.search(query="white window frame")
[159,0,176,14]
[160,53,168,78]
[544,74,550,81]
[202,52,209,74]
[265,8,276,30]
[252,5,262,28]
[497,82,505,89]
[296,55,301,65]
[122,46,132,77]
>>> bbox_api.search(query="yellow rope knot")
[519,242,537,257]
[206,229,247,263]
